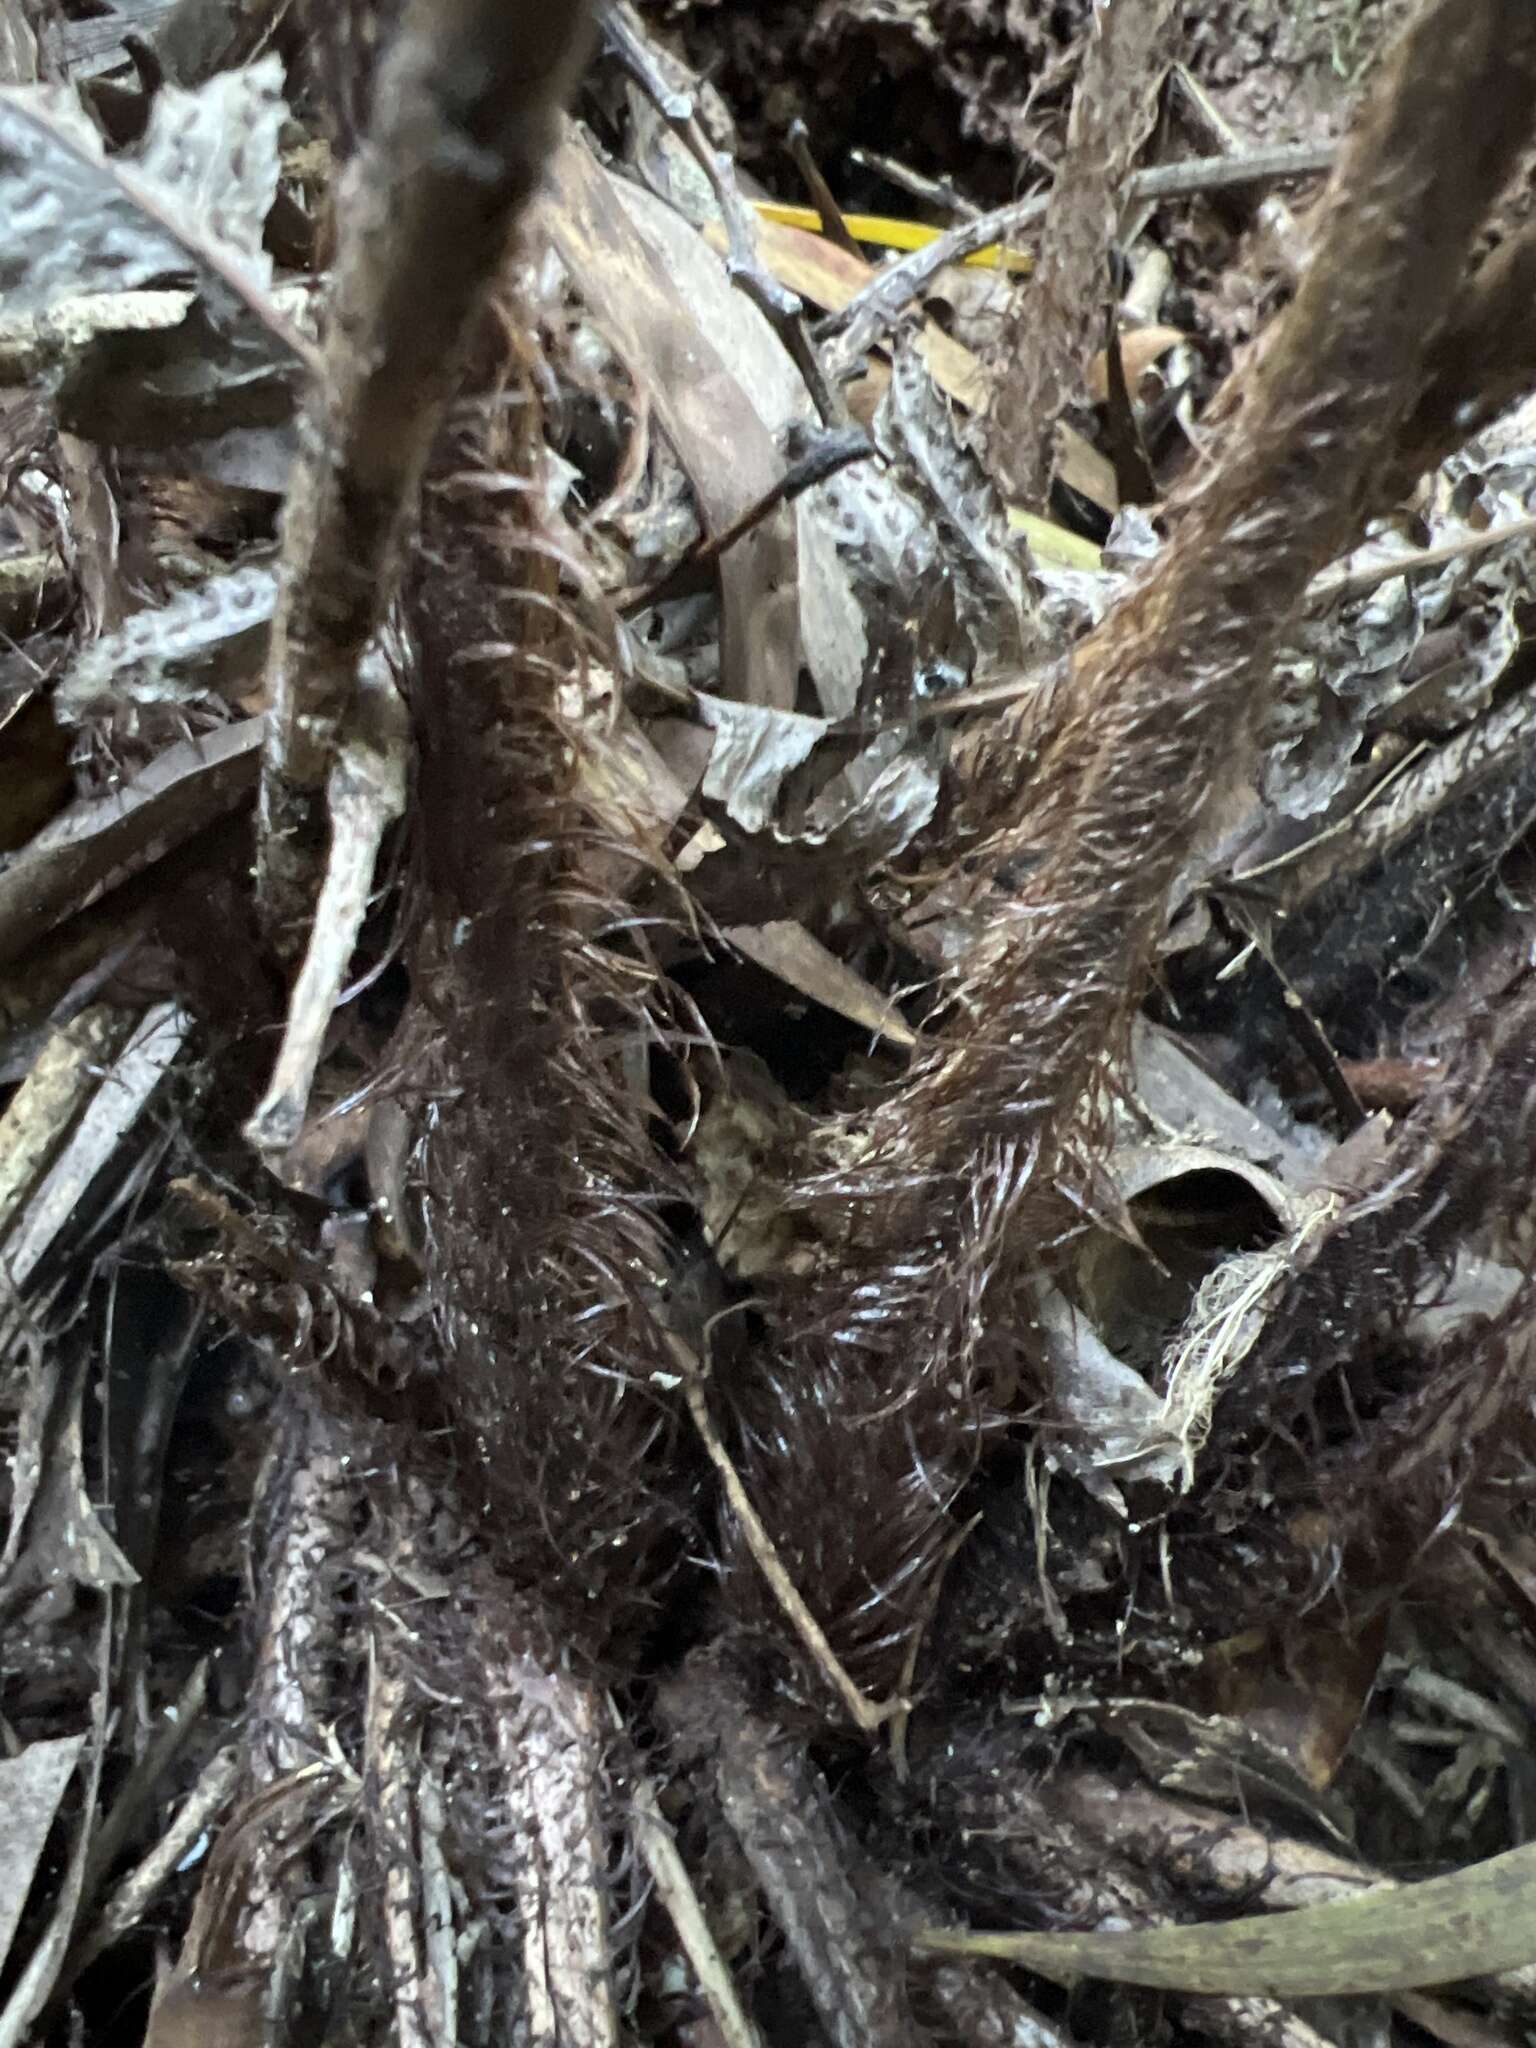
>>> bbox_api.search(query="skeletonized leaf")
[55,564,275,720]
[0,58,289,318]
[917,1839,1536,1995]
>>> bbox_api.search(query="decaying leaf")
[1263,406,1536,819]
[724,921,916,1049]
[1087,323,1187,402]
[917,1838,1536,1995]
[1,1001,187,1293]
[608,172,868,720]
[696,694,824,834]
[541,133,803,713]
[0,718,260,965]
[0,1737,85,1979]
[879,338,1043,682]
[0,1663,105,2048]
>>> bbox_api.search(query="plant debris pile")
[5,1,1536,2045]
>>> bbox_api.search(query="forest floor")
[4,2,1536,2045]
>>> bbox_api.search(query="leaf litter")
[6,1,1536,2044]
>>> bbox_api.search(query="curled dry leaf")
[1086,323,1188,402]
[696,695,825,834]
[1038,1140,1329,1490]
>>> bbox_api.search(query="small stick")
[822,190,1049,373]
[1168,63,1308,271]
[619,427,873,615]
[668,1332,901,1736]
[257,0,592,952]
[1309,513,1536,605]
[248,660,407,1165]
[786,119,864,261]
[847,146,979,220]
[69,1748,242,1978]
[1223,903,1366,1132]
[888,1512,981,1783]
[630,1770,766,2048]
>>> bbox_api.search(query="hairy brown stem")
[256,0,594,954]
[931,0,1536,1207]
[1389,216,1536,494]
[720,0,1536,1723]
[668,1661,921,2048]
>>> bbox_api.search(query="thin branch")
[630,1770,766,2048]
[247,658,407,1165]
[786,119,864,262]
[669,1333,901,1737]
[1167,64,1310,271]
[619,428,873,616]
[1309,512,1536,603]
[69,1748,242,1979]
[822,141,1331,377]
[930,0,1536,1217]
